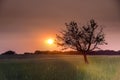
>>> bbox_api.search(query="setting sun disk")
[47,38,54,45]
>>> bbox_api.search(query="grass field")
[0,55,120,80]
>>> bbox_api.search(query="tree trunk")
[83,53,89,64]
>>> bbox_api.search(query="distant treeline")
[1,50,120,55]
[88,50,120,55]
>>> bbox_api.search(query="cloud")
[0,0,119,33]
[0,0,120,52]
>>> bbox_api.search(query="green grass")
[0,55,120,80]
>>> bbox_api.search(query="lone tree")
[56,19,107,64]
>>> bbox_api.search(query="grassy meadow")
[0,55,120,80]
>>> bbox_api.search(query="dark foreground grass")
[0,55,120,80]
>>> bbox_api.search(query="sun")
[47,38,54,45]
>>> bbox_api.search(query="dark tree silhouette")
[1,50,16,55]
[56,19,107,64]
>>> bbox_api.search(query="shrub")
[1,50,16,55]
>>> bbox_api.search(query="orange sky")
[0,0,120,53]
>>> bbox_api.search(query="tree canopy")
[56,19,107,63]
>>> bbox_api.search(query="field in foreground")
[0,55,120,80]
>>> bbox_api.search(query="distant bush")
[34,50,43,54]
[1,50,16,55]
[34,50,51,54]
[24,52,33,55]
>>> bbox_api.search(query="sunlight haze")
[0,0,119,53]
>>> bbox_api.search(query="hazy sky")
[0,0,120,53]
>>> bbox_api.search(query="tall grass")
[0,55,120,80]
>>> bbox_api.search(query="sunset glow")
[46,38,54,45]
[0,0,119,53]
